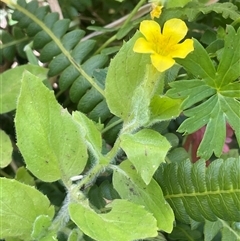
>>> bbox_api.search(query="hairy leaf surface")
[69,199,158,241]
[0,178,54,240]
[113,160,174,232]
[15,71,88,183]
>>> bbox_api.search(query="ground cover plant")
[0,0,240,240]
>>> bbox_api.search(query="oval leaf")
[15,71,88,183]
[0,130,12,168]
[0,178,54,240]
[69,199,158,241]
[120,129,171,184]
[0,64,48,114]
[113,160,174,233]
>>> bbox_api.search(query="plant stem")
[101,118,123,134]
[120,0,147,30]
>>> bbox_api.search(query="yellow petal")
[163,18,188,45]
[171,39,194,58]
[150,5,163,19]
[133,37,155,53]
[150,53,175,72]
[139,20,161,42]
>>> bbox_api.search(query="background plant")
[0,0,240,241]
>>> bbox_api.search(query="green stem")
[120,0,147,30]
[0,37,30,49]
[101,118,123,134]
[94,0,147,55]
[13,3,105,98]
[94,35,117,55]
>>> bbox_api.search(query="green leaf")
[105,32,150,120]
[0,178,54,240]
[68,229,84,241]
[15,71,88,183]
[176,39,216,87]
[215,25,240,87]
[165,0,192,8]
[113,160,174,232]
[167,222,202,240]
[149,95,183,123]
[31,215,54,240]
[15,166,35,186]
[72,111,102,151]
[0,64,48,114]
[0,130,12,168]
[204,219,223,241]
[120,129,171,184]
[167,29,240,159]
[69,199,158,241]
[155,158,240,224]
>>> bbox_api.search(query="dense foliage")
[0,0,240,240]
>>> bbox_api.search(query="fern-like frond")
[10,0,113,123]
[155,158,240,224]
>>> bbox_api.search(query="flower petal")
[170,39,194,58]
[163,18,188,45]
[139,20,161,42]
[133,37,155,54]
[150,53,175,72]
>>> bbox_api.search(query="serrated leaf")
[201,2,240,21]
[176,39,216,87]
[0,64,48,114]
[0,130,12,168]
[113,160,174,232]
[15,71,88,183]
[216,25,240,87]
[0,178,54,240]
[120,129,171,184]
[69,199,158,241]
[167,29,240,159]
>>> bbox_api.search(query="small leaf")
[176,39,216,87]
[0,130,12,168]
[72,111,102,151]
[15,166,35,186]
[0,178,54,240]
[69,199,158,241]
[149,95,182,123]
[113,160,174,232]
[31,215,52,240]
[0,64,48,114]
[15,71,88,183]
[120,129,171,184]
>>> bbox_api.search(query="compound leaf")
[167,27,240,160]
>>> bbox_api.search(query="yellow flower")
[150,4,163,19]
[133,19,194,72]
